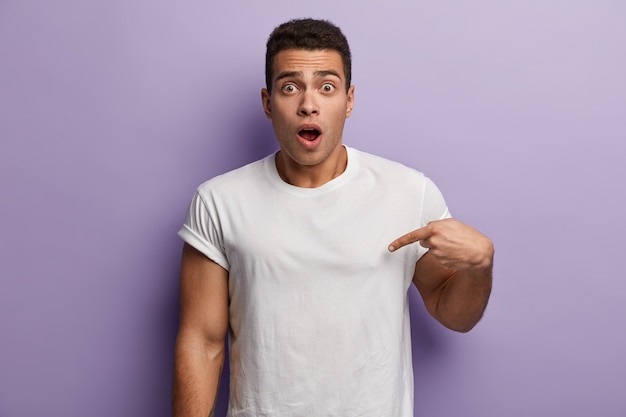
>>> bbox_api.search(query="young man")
[173,18,493,417]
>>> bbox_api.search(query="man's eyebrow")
[275,71,302,82]
[314,70,342,79]
[274,70,343,82]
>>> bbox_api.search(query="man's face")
[262,49,355,172]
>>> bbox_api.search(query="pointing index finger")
[388,225,433,252]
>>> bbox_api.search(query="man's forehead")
[272,49,345,78]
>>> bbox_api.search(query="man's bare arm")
[389,218,493,332]
[173,243,229,417]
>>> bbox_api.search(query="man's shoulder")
[351,146,426,180]
[196,154,273,195]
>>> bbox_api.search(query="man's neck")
[275,146,348,188]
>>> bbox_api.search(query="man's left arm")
[388,218,494,332]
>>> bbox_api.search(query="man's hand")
[388,218,494,271]
[389,219,494,332]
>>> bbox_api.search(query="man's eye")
[321,83,335,93]
[282,84,297,93]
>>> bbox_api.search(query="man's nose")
[298,91,319,116]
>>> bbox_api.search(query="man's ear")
[261,88,272,120]
[345,85,355,118]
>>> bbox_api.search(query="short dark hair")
[265,18,352,93]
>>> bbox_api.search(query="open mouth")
[298,127,321,141]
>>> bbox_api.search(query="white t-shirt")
[179,146,450,417]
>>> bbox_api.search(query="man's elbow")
[436,311,484,333]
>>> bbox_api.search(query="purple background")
[1,1,625,416]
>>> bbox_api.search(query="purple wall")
[1,1,625,416]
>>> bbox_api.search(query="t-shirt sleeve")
[421,176,451,225]
[177,190,230,271]
[413,176,451,260]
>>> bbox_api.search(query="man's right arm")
[173,243,229,417]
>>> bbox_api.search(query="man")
[173,18,493,417]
